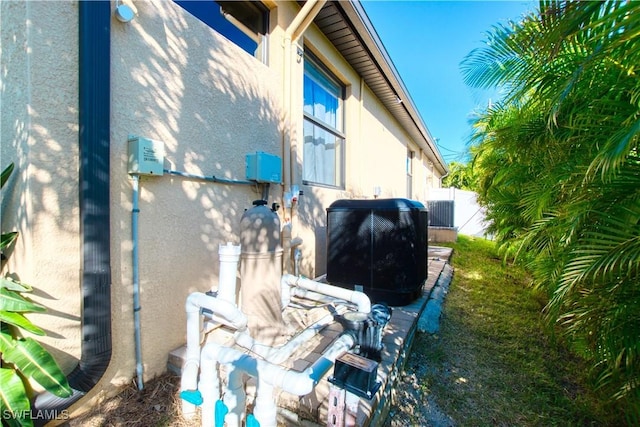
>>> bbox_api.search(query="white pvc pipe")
[282,274,371,314]
[253,378,276,427]
[217,242,241,303]
[290,287,344,305]
[181,292,247,417]
[223,365,246,427]
[233,306,347,364]
[199,355,220,427]
[200,333,356,427]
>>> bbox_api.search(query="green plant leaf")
[0,288,45,313]
[0,330,16,353]
[1,162,15,189]
[0,367,34,427]
[1,338,72,398]
[0,311,44,336]
[1,232,19,250]
[0,277,32,292]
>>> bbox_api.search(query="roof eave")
[315,1,448,175]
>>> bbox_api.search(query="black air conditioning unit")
[326,198,428,306]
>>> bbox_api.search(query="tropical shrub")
[462,0,640,421]
[0,163,72,427]
[441,160,477,191]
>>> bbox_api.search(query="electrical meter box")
[128,136,165,176]
[245,152,282,183]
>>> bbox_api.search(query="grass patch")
[411,235,617,426]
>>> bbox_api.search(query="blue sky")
[361,0,537,164]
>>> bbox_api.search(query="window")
[407,149,415,198]
[303,55,345,187]
[175,1,268,61]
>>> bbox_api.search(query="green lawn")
[411,236,619,426]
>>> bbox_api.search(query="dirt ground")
[66,373,196,427]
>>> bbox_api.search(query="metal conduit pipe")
[163,169,256,186]
[281,274,371,314]
[131,175,144,390]
[181,292,247,417]
[199,332,355,427]
[282,0,327,193]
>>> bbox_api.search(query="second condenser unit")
[326,198,428,306]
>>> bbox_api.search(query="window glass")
[303,55,344,187]
[303,121,343,185]
[304,62,342,130]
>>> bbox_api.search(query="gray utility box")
[326,198,428,306]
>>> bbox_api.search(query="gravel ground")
[382,332,456,427]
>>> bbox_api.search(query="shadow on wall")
[108,1,292,375]
[2,0,291,381]
[293,181,335,278]
[1,0,84,371]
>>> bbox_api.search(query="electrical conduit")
[131,174,144,390]
[282,0,327,194]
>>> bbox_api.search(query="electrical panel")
[128,136,165,176]
[245,152,282,183]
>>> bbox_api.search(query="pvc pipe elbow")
[186,292,248,331]
[350,290,371,314]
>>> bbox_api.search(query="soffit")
[309,1,448,174]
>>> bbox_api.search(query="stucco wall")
[107,0,284,387]
[1,0,444,413]
[1,0,82,372]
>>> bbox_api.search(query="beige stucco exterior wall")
[107,0,285,388]
[1,1,82,372]
[291,21,440,278]
[1,0,445,414]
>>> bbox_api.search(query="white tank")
[239,200,286,345]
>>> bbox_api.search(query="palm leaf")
[1,232,19,250]
[0,367,33,427]
[0,288,45,313]
[0,336,72,398]
[0,311,45,336]
[0,277,32,292]
[1,162,15,189]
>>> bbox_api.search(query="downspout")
[33,0,112,421]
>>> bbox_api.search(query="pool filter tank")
[239,200,286,345]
